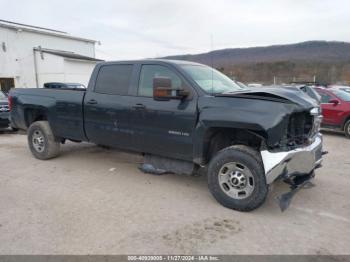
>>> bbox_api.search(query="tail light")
[8,96,12,111]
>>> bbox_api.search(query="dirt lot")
[0,131,349,255]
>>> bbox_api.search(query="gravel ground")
[0,130,349,255]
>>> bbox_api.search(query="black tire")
[344,120,350,138]
[207,145,268,212]
[27,121,60,160]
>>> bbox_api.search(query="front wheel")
[207,145,268,212]
[27,121,60,160]
[344,120,350,138]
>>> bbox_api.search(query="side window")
[95,64,133,95]
[138,65,183,97]
[319,92,331,103]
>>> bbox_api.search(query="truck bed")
[10,88,87,141]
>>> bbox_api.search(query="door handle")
[87,99,98,105]
[132,103,146,110]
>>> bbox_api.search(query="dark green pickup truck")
[9,60,324,211]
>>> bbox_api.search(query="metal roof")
[34,48,103,62]
[0,19,97,43]
[101,59,203,66]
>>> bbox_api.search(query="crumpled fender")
[192,96,314,165]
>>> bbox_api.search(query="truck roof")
[100,59,203,66]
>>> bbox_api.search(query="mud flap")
[277,172,315,212]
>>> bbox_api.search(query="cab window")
[138,65,183,97]
[95,64,133,95]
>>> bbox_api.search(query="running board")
[139,154,195,176]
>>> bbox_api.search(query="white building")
[0,20,102,92]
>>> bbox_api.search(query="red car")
[314,87,350,138]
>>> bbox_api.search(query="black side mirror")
[153,77,189,101]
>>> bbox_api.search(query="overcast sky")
[1,0,349,60]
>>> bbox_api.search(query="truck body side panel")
[10,88,87,141]
[127,96,197,161]
[84,92,135,149]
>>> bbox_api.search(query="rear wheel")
[344,120,350,138]
[207,145,268,212]
[27,121,60,160]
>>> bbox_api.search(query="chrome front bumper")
[261,134,323,184]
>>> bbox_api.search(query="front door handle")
[87,99,98,105]
[132,103,146,110]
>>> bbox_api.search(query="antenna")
[210,34,214,95]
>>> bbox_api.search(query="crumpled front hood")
[217,87,318,109]
[198,87,320,150]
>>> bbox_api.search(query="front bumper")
[261,134,323,184]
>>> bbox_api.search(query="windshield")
[332,89,350,101]
[0,91,6,99]
[340,87,350,93]
[181,65,247,94]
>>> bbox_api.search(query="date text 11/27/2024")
[127,255,220,261]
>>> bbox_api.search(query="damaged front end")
[261,108,323,185]
[261,133,324,211]
[218,88,326,211]
[261,107,325,211]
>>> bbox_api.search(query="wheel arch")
[193,126,267,165]
[24,107,49,128]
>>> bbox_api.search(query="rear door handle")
[87,99,98,105]
[132,103,146,110]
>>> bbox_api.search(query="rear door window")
[95,64,133,95]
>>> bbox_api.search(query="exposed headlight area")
[286,112,313,147]
[278,108,322,150]
[310,107,323,137]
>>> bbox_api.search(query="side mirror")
[329,99,339,106]
[153,77,189,101]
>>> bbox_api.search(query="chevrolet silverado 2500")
[9,60,324,211]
